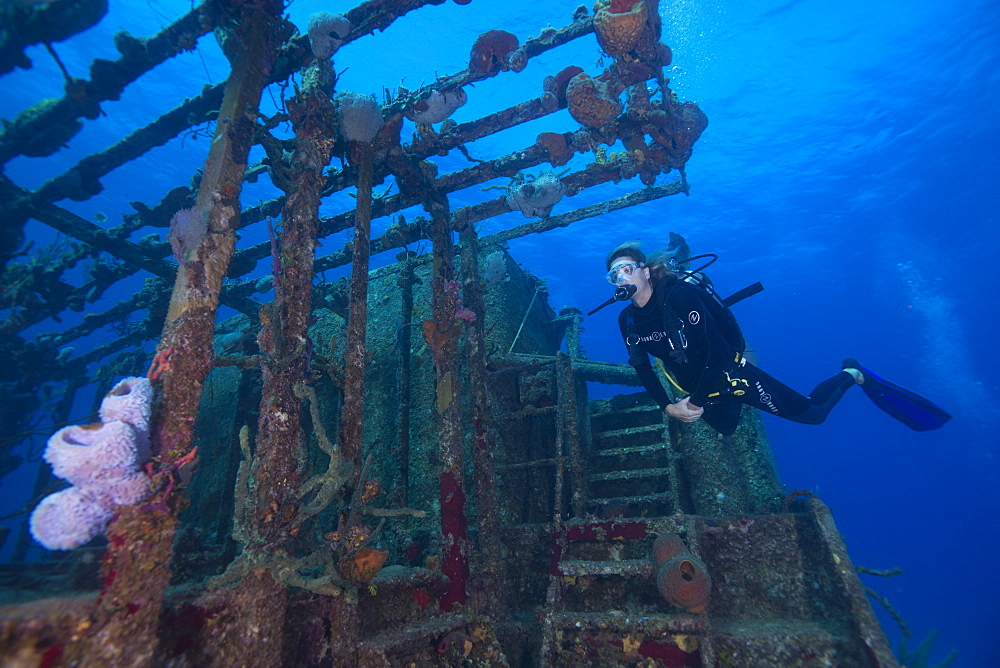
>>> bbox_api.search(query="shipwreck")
[0,0,901,665]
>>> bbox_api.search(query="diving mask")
[606,261,645,284]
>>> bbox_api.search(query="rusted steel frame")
[454,160,679,230]
[395,254,417,507]
[9,3,582,310]
[70,3,285,665]
[380,11,595,118]
[457,225,502,615]
[33,276,170,349]
[41,279,252,357]
[555,352,586,518]
[1,264,147,339]
[406,97,561,159]
[481,180,686,247]
[27,85,224,205]
[336,141,376,477]
[488,353,558,372]
[237,15,670,268]
[233,95,563,273]
[40,293,140,346]
[2,0,441,176]
[252,58,338,549]
[30,198,178,276]
[0,4,214,166]
[552,368,566,523]
[312,164,680,280]
[807,497,900,667]
[3,200,256,343]
[75,328,147,366]
[498,456,567,471]
[491,355,640,387]
[425,194,470,612]
[545,610,709,635]
[556,307,585,359]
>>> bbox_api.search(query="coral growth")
[403,88,467,124]
[593,0,649,56]
[338,547,389,582]
[469,30,519,74]
[537,132,572,167]
[505,172,567,218]
[29,377,154,550]
[44,421,148,491]
[100,375,155,433]
[168,207,206,267]
[652,534,686,565]
[652,533,712,613]
[656,556,711,613]
[307,12,351,59]
[544,65,585,107]
[336,91,384,143]
[28,487,115,551]
[649,100,709,168]
[566,72,622,128]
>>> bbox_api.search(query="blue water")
[2,0,997,664]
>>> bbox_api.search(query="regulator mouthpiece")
[615,284,637,301]
[588,284,637,316]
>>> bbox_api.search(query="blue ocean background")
[2,0,997,664]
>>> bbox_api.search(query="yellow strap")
[655,358,688,395]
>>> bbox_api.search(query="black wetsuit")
[618,277,856,436]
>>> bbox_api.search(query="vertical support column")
[252,58,337,551]
[559,306,584,359]
[74,2,284,665]
[556,352,586,518]
[557,305,592,465]
[394,251,417,508]
[458,226,501,615]
[424,195,469,611]
[337,138,375,479]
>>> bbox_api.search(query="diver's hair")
[605,241,646,270]
[645,249,680,287]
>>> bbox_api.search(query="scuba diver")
[590,240,951,436]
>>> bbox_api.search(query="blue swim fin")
[844,359,951,431]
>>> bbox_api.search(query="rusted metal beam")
[252,57,338,550]
[424,192,470,612]
[458,225,502,616]
[337,143,376,476]
[0,4,212,165]
[68,2,285,664]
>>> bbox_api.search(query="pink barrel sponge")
[99,376,153,434]
[29,487,116,551]
[30,376,155,550]
[44,421,146,487]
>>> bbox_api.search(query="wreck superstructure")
[0,1,898,665]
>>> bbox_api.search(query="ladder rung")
[589,467,672,483]
[558,559,653,577]
[588,492,675,506]
[593,443,674,458]
[593,423,665,441]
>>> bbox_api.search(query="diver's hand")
[665,397,704,423]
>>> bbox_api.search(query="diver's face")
[608,256,650,289]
